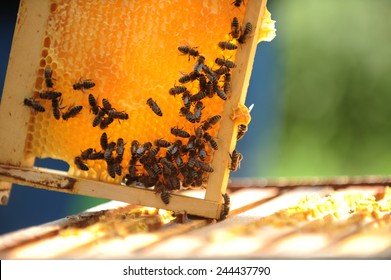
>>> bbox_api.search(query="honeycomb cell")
[41,49,49,57]
[39,59,46,67]
[50,3,57,12]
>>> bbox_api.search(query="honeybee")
[230,17,240,39]
[220,193,231,220]
[184,135,196,152]
[44,67,55,88]
[164,174,180,191]
[143,162,159,179]
[116,138,125,158]
[232,0,244,7]
[195,160,214,172]
[197,143,207,161]
[187,149,196,168]
[108,109,129,120]
[193,101,204,123]
[99,117,114,129]
[205,81,214,98]
[214,84,227,101]
[138,175,158,188]
[88,150,105,160]
[159,157,177,175]
[104,141,116,162]
[88,94,100,115]
[178,45,199,60]
[203,132,218,150]
[190,90,207,102]
[154,139,171,148]
[194,126,203,146]
[180,107,195,123]
[107,161,117,178]
[151,161,163,176]
[169,85,187,96]
[74,156,89,171]
[193,55,205,74]
[218,41,238,50]
[51,97,63,120]
[73,78,95,91]
[92,114,102,127]
[194,170,206,187]
[201,121,212,131]
[136,142,152,158]
[160,190,171,205]
[130,140,140,158]
[229,150,243,172]
[214,66,230,76]
[147,146,160,160]
[128,164,139,182]
[100,132,108,150]
[146,98,163,116]
[223,73,232,97]
[238,22,252,45]
[236,124,248,141]
[171,126,190,138]
[178,71,199,84]
[207,115,222,125]
[80,148,93,160]
[182,90,192,110]
[198,74,207,92]
[102,98,112,111]
[39,90,61,100]
[113,159,123,176]
[215,57,236,68]
[166,140,182,158]
[174,153,184,169]
[62,105,83,120]
[202,65,218,84]
[23,98,45,113]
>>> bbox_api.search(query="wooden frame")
[0,0,267,219]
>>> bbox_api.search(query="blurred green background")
[1,0,391,233]
[241,0,391,177]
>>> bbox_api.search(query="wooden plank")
[130,187,296,259]
[229,175,391,189]
[0,0,51,167]
[1,186,390,259]
[0,164,223,219]
[0,201,136,254]
[205,0,268,203]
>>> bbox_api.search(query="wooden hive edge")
[0,164,223,219]
[0,0,50,167]
[205,0,268,203]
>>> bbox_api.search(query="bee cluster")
[23,2,252,207]
[89,95,129,129]
[23,67,95,121]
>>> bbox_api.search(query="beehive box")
[0,0,273,219]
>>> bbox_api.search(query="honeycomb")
[255,188,391,230]
[23,0,260,190]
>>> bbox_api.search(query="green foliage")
[269,0,391,176]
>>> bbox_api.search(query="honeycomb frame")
[0,0,268,219]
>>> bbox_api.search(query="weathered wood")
[0,0,50,167]
[0,164,222,218]
[205,0,268,203]
[1,186,390,259]
[229,175,391,189]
